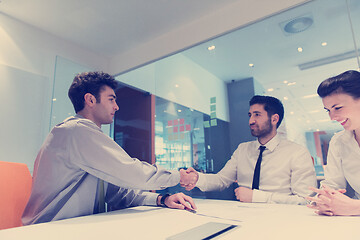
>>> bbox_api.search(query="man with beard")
[183,95,317,205]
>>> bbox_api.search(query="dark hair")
[317,70,360,99]
[249,95,284,128]
[68,71,118,113]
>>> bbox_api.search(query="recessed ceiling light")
[267,88,274,92]
[302,94,318,99]
[321,42,327,46]
[290,111,294,115]
[309,110,320,113]
[283,80,288,84]
[316,129,320,131]
[287,82,296,86]
[297,47,303,52]
[178,109,182,113]
[208,45,215,51]
[249,63,254,67]
[175,84,179,88]
[283,96,288,100]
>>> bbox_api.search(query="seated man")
[184,95,317,205]
[22,71,196,225]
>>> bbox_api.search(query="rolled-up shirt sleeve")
[106,184,159,211]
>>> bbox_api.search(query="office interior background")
[1,0,360,199]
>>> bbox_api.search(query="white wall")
[116,53,229,121]
[0,14,109,170]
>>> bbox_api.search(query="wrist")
[157,193,171,207]
[352,199,360,215]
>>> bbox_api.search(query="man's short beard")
[250,119,273,138]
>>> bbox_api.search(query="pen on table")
[185,207,197,214]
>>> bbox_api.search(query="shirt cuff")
[142,192,160,206]
[252,189,271,203]
[196,172,206,190]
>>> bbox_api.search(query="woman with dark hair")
[307,70,360,216]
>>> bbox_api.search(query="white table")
[1,199,359,240]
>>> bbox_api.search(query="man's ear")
[271,114,279,126]
[84,93,96,106]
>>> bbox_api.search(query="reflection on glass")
[116,0,360,184]
[155,97,206,172]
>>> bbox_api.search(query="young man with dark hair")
[22,71,196,225]
[184,95,317,205]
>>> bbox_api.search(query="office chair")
[0,161,32,230]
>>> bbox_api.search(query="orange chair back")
[0,161,32,230]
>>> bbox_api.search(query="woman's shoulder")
[329,130,352,146]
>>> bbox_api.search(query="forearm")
[253,190,308,205]
[350,199,360,215]
[196,172,233,192]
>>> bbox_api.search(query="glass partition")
[116,0,359,166]
[114,0,360,197]
[51,56,111,136]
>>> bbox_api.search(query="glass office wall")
[115,0,360,190]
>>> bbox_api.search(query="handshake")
[179,167,199,191]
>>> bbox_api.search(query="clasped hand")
[306,185,356,216]
[179,167,199,191]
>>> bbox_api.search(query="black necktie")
[252,146,266,189]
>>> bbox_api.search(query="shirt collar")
[255,133,280,152]
[75,114,85,119]
[73,114,102,130]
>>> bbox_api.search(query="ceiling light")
[52,98,57,101]
[283,96,288,100]
[178,110,182,113]
[249,63,254,67]
[321,42,327,46]
[302,94,318,99]
[297,47,303,52]
[175,84,179,88]
[208,45,215,51]
[287,82,296,86]
[299,48,360,70]
[283,80,288,84]
[309,110,320,113]
[290,111,294,115]
[267,88,274,92]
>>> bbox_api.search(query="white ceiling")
[1,0,358,136]
[0,0,240,57]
